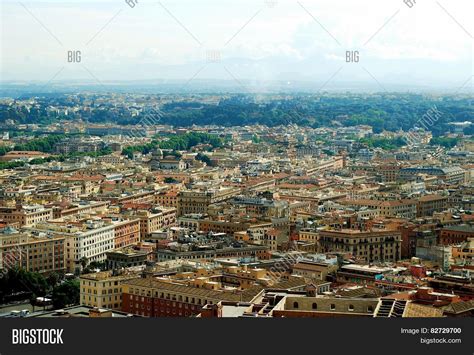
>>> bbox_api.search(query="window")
[330,304,336,311]
[293,301,299,309]
[348,304,354,312]
[312,303,317,310]
[367,306,374,313]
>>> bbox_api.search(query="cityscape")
[0,0,472,327]
[0,91,472,319]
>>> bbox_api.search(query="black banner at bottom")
[0,318,472,355]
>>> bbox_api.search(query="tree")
[0,268,48,303]
[88,261,107,271]
[29,294,37,313]
[46,272,60,289]
[52,279,80,309]
[164,177,178,184]
[195,152,212,166]
[79,256,88,270]
[430,137,459,148]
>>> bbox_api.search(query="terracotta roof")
[443,300,474,315]
[271,277,308,290]
[404,303,444,317]
[337,287,381,299]
[123,278,263,302]
[418,194,447,202]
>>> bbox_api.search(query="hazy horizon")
[1,0,473,93]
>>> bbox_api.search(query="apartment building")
[130,207,177,238]
[451,239,473,265]
[0,227,66,274]
[305,156,345,175]
[416,194,448,217]
[292,260,338,281]
[230,196,289,218]
[0,205,53,227]
[447,189,474,210]
[340,199,417,219]
[55,136,104,155]
[121,277,262,317]
[318,229,402,263]
[156,244,269,262]
[440,225,474,245]
[177,214,203,231]
[376,164,401,182]
[299,229,319,244]
[32,220,116,273]
[199,220,250,234]
[106,245,154,269]
[112,218,141,249]
[177,187,240,216]
[155,190,178,208]
[52,201,109,219]
[109,191,156,205]
[262,229,278,251]
[400,166,466,184]
[80,270,139,310]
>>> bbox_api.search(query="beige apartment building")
[177,187,240,216]
[80,270,139,310]
[32,220,116,273]
[0,205,53,227]
[292,260,338,281]
[375,164,401,182]
[299,228,319,243]
[0,227,66,274]
[416,194,448,217]
[155,190,178,208]
[340,199,417,219]
[132,208,177,238]
[305,156,345,175]
[318,229,402,263]
[52,201,109,219]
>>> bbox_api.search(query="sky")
[1,0,473,91]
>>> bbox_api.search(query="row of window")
[82,295,121,302]
[82,280,120,287]
[128,293,212,306]
[292,301,374,313]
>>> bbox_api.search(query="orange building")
[440,226,474,245]
[112,219,141,249]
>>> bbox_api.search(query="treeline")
[13,135,65,153]
[0,147,113,170]
[160,95,473,135]
[122,132,223,158]
[3,94,472,136]
[195,152,213,165]
[429,137,459,148]
[0,268,79,308]
[359,136,407,150]
[0,135,66,157]
[160,132,222,150]
[357,135,465,151]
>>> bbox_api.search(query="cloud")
[1,0,472,87]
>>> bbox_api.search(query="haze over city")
[1,0,473,91]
